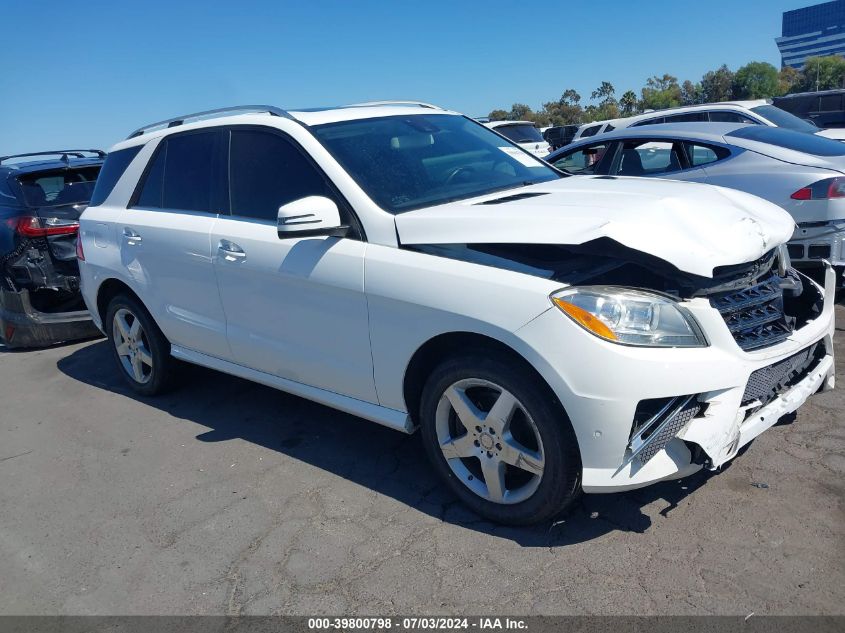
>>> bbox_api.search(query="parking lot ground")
[0,307,844,616]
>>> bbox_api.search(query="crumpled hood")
[394,176,796,278]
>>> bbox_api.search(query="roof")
[567,122,749,145]
[579,100,772,131]
[111,102,460,152]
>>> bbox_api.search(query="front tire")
[105,293,175,396]
[420,353,581,526]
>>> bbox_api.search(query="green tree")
[541,89,583,125]
[591,81,617,107]
[641,74,682,110]
[800,55,845,91]
[619,90,639,115]
[508,103,533,120]
[700,64,734,102]
[778,65,802,96]
[488,109,508,120]
[681,80,702,105]
[733,61,780,99]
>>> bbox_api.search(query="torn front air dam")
[0,288,101,349]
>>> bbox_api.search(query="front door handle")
[122,227,142,244]
[218,239,246,262]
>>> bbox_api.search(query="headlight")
[551,286,707,348]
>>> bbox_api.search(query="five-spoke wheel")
[105,293,175,396]
[421,353,581,525]
[436,378,545,504]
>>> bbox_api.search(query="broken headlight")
[551,286,707,347]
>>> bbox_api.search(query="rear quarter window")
[89,146,142,207]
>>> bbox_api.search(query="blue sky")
[0,0,809,154]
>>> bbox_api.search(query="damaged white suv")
[79,102,836,525]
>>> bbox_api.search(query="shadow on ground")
[58,340,734,547]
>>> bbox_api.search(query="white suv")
[483,120,551,157]
[574,100,845,143]
[79,102,836,525]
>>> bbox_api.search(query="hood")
[815,128,845,141]
[394,176,796,278]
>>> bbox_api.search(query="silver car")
[546,123,845,280]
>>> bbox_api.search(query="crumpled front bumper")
[0,288,101,349]
[515,265,837,494]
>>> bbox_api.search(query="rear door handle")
[218,239,246,262]
[122,227,142,244]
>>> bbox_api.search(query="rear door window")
[707,110,757,124]
[228,128,332,222]
[684,143,731,166]
[552,143,611,175]
[631,117,665,127]
[686,143,731,167]
[133,130,221,212]
[664,112,708,123]
[615,140,685,176]
[579,125,602,138]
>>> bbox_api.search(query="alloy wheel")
[435,378,545,504]
[113,308,153,384]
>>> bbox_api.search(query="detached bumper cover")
[0,288,101,349]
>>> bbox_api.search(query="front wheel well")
[402,332,563,426]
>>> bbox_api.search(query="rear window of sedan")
[726,125,845,156]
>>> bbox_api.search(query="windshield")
[312,114,560,213]
[750,105,818,133]
[727,125,845,156]
[16,166,100,207]
[494,123,544,143]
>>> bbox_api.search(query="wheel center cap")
[479,433,495,450]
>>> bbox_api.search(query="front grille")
[742,343,825,408]
[710,273,792,351]
[808,244,831,259]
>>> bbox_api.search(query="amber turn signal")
[552,297,618,341]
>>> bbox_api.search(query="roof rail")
[127,105,293,139]
[0,149,105,164]
[344,100,443,110]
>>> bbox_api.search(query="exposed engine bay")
[408,239,824,351]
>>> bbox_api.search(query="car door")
[119,129,230,359]
[210,126,377,403]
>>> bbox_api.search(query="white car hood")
[394,176,796,278]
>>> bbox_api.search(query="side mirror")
[277,196,348,239]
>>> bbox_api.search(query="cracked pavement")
[0,306,843,615]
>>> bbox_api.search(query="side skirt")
[170,345,415,434]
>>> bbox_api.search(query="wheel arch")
[402,331,570,430]
[95,278,146,326]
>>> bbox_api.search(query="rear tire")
[105,293,175,396]
[420,352,581,526]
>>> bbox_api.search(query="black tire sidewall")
[420,353,581,526]
[105,294,173,396]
